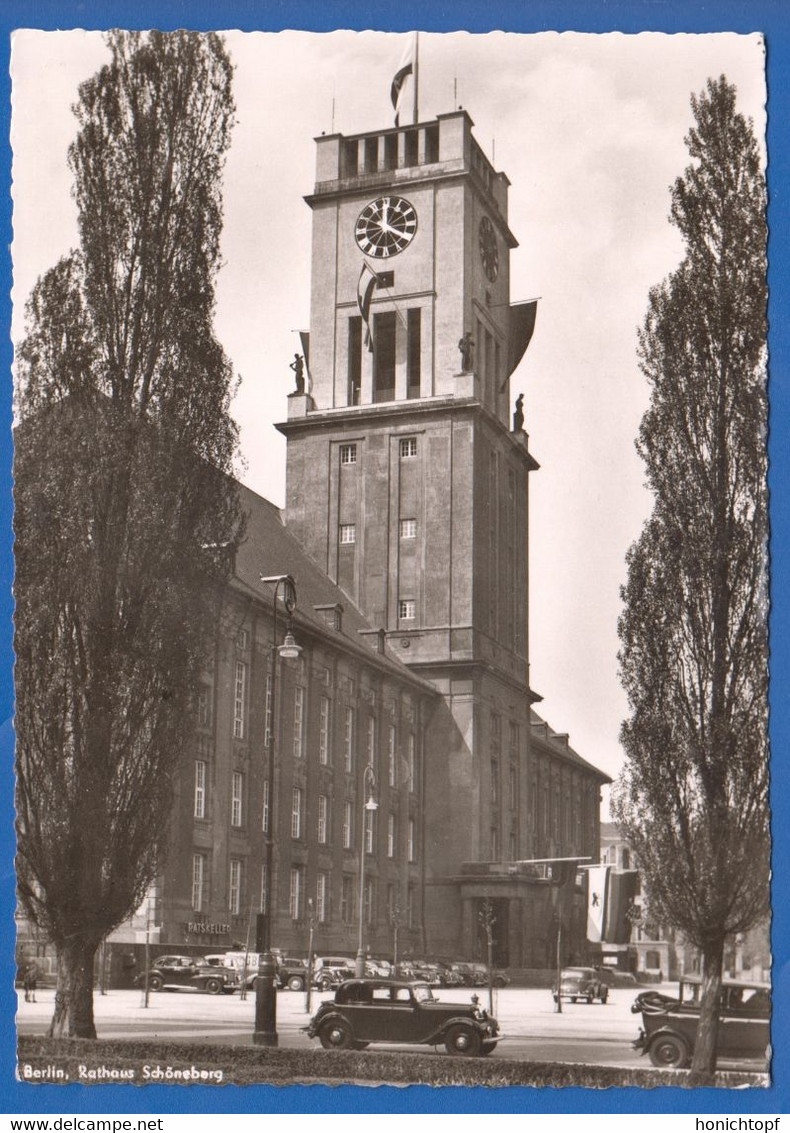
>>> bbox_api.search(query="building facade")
[17,102,613,980]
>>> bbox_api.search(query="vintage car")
[469,962,511,988]
[136,954,239,995]
[313,963,356,991]
[552,967,609,1004]
[305,978,502,1056]
[632,978,771,1068]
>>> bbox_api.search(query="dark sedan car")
[136,954,239,995]
[552,967,609,1004]
[632,978,770,1068]
[305,978,501,1056]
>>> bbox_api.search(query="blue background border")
[0,0,786,1116]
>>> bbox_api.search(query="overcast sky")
[10,29,766,806]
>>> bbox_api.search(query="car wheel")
[205,977,223,996]
[318,977,333,991]
[444,1024,482,1057]
[600,991,608,1004]
[287,975,305,992]
[148,975,163,992]
[648,1034,689,1069]
[319,1020,353,1050]
[494,977,506,988]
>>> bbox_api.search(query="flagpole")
[413,31,419,125]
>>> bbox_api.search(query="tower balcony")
[310,110,510,221]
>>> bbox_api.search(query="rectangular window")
[318,794,328,844]
[367,716,375,768]
[407,308,421,399]
[408,817,416,862]
[387,883,397,921]
[407,884,415,929]
[347,316,362,406]
[408,734,416,793]
[341,875,354,924]
[400,436,418,458]
[229,858,242,915]
[340,443,357,465]
[293,686,305,758]
[344,707,354,773]
[194,760,206,820]
[342,800,353,849]
[491,760,499,805]
[364,877,375,926]
[264,674,273,749]
[237,628,248,651]
[388,725,397,786]
[339,523,356,545]
[262,778,270,833]
[319,697,330,765]
[509,764,518,810]
[289,867,302,920]
[291,787,302,839]
[192,853,206,912]
[373,311,396,402]
[399,517,417,539]
[231,771,243,827]
[233,661,247,739]
[387,812,396,858]
[316,872,329,923]
[398,599,415,620]
[365,806,375,854]
[197,685,212,728]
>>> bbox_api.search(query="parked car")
[304,978,502,1056]
[136,954,239,995]
[448,962,477,987]
[552,967,609,1004]
[314,963,355,991]
[277,957,309,991]
[632,978,770,1069]
[469,962,510,988]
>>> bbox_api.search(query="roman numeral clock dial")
[355,196,417,258]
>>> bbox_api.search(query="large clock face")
[479,215,499,282]
[355,196,418,259]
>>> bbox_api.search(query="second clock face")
[479,215,499,282]
[355,196,418,258]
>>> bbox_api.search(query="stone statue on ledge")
[458,331,475,374]
[289,353,305,394]
[513,392,525,432]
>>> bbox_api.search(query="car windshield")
[412,983,435,1003]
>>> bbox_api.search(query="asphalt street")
[15,984,675,1068]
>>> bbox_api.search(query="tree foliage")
[613,76,768,1074]
[14,30,242,1037]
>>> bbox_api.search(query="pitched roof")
[232,483,435,692]
[529,708,612,783]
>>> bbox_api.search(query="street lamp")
[355,764,378,978]
[254,573,301,1047]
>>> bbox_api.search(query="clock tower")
[278,110,542,959]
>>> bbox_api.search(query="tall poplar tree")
[14,31,243,1038]
[613,76,769,1076]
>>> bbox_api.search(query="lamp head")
[279,632,302,660]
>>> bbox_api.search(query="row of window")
[229,666,419,783]
[339,435,418,466]
[339,517,418,544]
[192,851,417,926]
[287,786,416,859]
[196,760,417,857]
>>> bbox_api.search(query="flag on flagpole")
[357,262,381,353]
[391,35,415,126]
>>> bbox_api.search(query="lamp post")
[254,573,301,1047]
[355,764,378,978]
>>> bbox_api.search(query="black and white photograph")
[9,25,772,1096]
